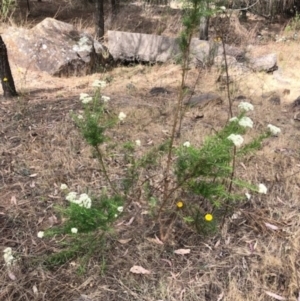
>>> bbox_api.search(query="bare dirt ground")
[1,1,300,300]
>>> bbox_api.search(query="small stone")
[126,83,136,90]
[185,92,222,108]
[294,112,300,121]
[249,53,277,72]
[268,95,281,105]
[149,87,170,95]
[292,96,300,108]
[214,55,237,67]
[234,95,247,101]
[217,75,233,85]
[283,89,290,95]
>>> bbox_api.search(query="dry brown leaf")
[146,235,164,245]
[154,235,164,245]
[170,272,179,279]
[125,217,135,226]
[37,217,44,225]
[29,173,38,178]
[129,265,151,274]
[217,292,224,301]
[118,239,132,244]
[11,196,17,206]
[161,259,172,267]
[48,195,61,199]
[214,239,221,248]
[264,222,279,231]
[48,215,58,226]
[240,162,247,170]
[174,248,191,255]
[265,291,286,300]
[8,271,16,281]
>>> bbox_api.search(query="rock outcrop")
[2,18,111,77]
[107,31,211,66]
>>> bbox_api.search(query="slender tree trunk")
[199,16,210,40]
[95,0,104,39]
[0,36,18,98]
[199,0,210,41]
[111,0,119,16]
[26,0,30,12]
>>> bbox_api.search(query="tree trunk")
[111,0,119,16]
[95,0,104,39]
[199,16,210,40]
[0,35,18,98]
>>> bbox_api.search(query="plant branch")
[94,145,120,196]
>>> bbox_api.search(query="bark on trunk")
[111,0,119,16]
[199,16,210,40]
[95,0,104,39]
[0,35,18,98]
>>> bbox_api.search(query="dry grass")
[1,2,300,301]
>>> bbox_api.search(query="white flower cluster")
[71,228,78,234]
[258,183,268,194]
[238,101,254,112]
[114,206,124,217]
[228,102,281,148]
[238,116,253,128]
[80,93,93,104]
[183,141,191,147]
[230,101,254,128]
[267,124,281,136]
[60,183,68,190]
[92,80,106,88]
[227,134,244,147]
[66,192,92,209]
[230,116,254,128]
[245,183,268,200]
[3,247,15,266]
[101,95,110,102]
[37,231,44,238]
[118,112,126,121]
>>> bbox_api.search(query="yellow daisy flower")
[176,201,184,209]
[204,213,213,222]
[3,77,8,82]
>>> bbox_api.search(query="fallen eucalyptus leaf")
[130,265,151,274]
[174,248,191,255]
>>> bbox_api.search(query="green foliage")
[74,91,116,147]
[52,193,123,235]
[43,231,106,271]
[0,0,16,20]
[175,111,270,232]
[285,12,300,32]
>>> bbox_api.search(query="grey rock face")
[248,53,277,72]
[185,92,222,108]
[2,18,110,77]
[108,31,212,65]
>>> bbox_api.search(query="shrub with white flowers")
[175,100,278,232]
[43,79,125,268]
[42,0,282,263]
